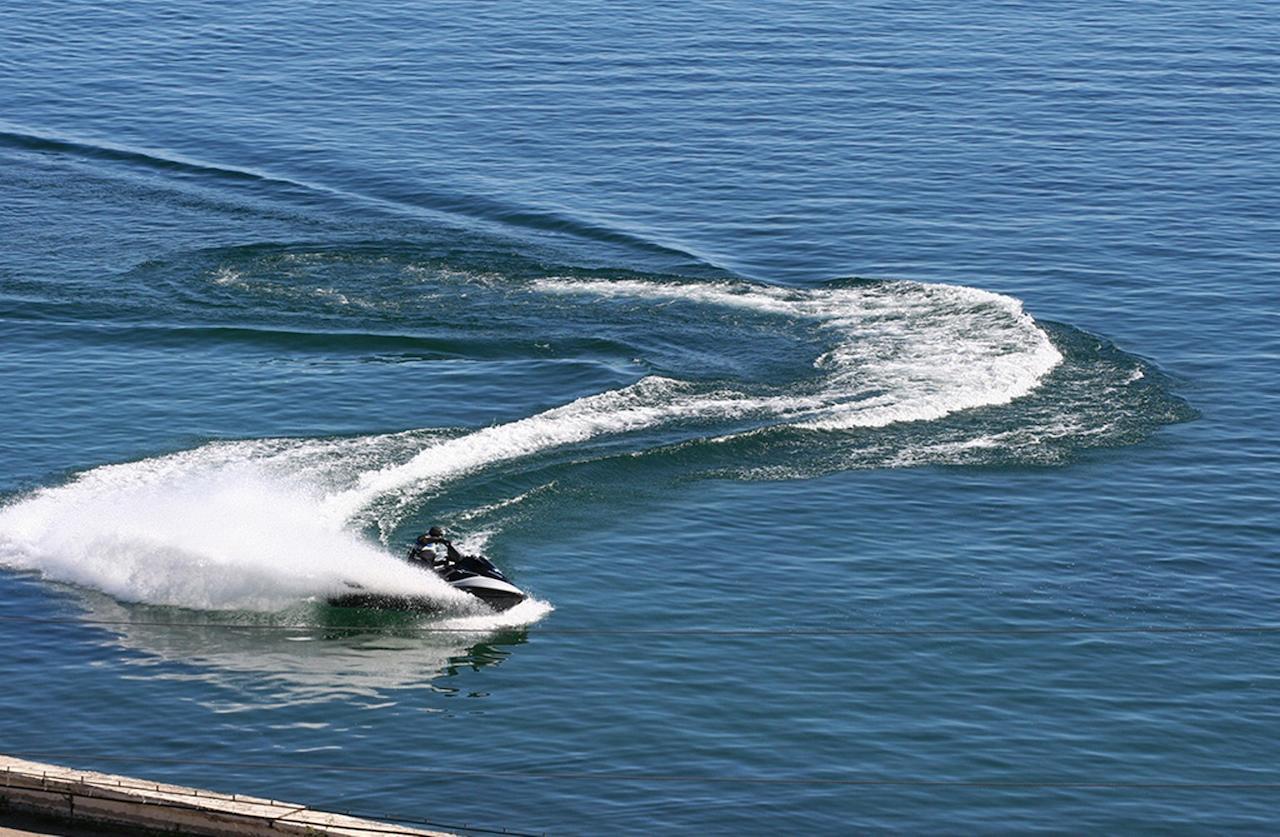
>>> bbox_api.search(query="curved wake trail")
[0,272,1076,612]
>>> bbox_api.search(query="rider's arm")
[443,540,464,562]
[427,537,464,562]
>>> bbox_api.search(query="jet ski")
[327,550,527,613]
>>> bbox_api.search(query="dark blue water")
[2,1,1277,832]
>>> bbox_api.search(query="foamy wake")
[0,458,467,611]
[0,276,1059,613]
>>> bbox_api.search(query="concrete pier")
[0,756,451,836]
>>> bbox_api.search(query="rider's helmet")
[427,526,444,538]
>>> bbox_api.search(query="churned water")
[1,1,1276,832]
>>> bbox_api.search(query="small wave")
[0,125,295,188]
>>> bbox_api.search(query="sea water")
[1,1,1277,831]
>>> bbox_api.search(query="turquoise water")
[1,1,1277,832]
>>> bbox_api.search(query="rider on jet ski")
[408,526,464,571]
[328,525,526,612]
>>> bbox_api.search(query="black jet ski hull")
[327,588,525,613]
[326,592,447,613]
[330,593,529,614]
[326,553,527,613]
